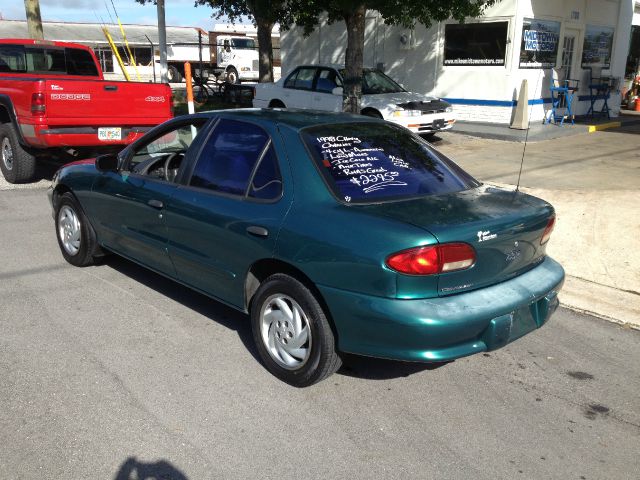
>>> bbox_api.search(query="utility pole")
[156,0,168,83]
[23,0,44,40]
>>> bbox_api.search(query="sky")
[0,0,238,30]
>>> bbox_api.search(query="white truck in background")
[163,33,259,84]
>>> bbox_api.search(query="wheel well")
[0,106,10,124]
[51,184,73,211]
[360,108,383,118]
[268,99,285,108]
[244,259,338,340]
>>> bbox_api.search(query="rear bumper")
[19,122,163,148]
[318,256,565,362]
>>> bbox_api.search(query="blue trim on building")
[443,96,605,106]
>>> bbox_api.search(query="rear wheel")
[55,192,101,267]
[250,274,341,387]
[361,109,383,119]
[167,65,183,83]
[0,123,36,184]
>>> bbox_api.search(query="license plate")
[98,127,122,141]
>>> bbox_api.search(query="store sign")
[582,25,614,67]
[523,30,558,52]
[519,18,561,69]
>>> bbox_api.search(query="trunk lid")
[42,79,172,126]
[361,185,554,296]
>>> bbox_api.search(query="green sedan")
[48,109,564,386]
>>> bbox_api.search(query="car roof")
[0,38,93,51]
[194,108,382,131]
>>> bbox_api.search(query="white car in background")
[253,64,456,135]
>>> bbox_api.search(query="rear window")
[0,44,98,76]
[301,123,479,204]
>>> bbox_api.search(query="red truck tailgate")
[43,79,171,125]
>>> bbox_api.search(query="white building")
[281,0,634,124]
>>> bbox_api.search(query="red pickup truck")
[0,39,172,183]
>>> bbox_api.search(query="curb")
[559,275,640,330]
[587,121,622,132]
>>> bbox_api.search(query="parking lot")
[1,128,639,479]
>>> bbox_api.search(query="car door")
[165,118,292,309]
[88,117,210,276]
[310,67,343,112]
[280,66,317,109]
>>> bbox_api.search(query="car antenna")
[515,70,543,192]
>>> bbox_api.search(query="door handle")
[104,85,118,91]
[246,226,269,237]
[147,199,164,209]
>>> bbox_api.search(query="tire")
[0,123,36,184]
[362,109,383,119]
[250,274,342,387]
[268,100,286,109]
[54,192,101,267]
[167,65,183,83]
[226,67,240,85]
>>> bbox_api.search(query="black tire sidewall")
[55,193,94,267]
[0,123,36,184]
[250,274,336,387]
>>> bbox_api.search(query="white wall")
[281,0,632,124]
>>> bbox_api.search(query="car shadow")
[102,255,451,383]
[102,255,260,363]
[338,354,449,381]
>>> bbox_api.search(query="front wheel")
[55,192,101,267]
[226,67,240,85]
[250,274,342,387]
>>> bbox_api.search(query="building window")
[443,22,508,66]
[95,48,114,73]
[519,18,560,69]
[582,25,614,68]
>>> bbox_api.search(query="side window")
[65,48,99,76]
[315,69,340,93]
[126,120,206,180]
[190,119,270,196]
[0,45,26,72]
[249,145,282,200]
[292,67,316,90]
[284,69,298,88]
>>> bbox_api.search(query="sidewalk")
[453,109,640,142]
[437,123,640,329]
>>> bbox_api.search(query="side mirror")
[95,153,118,172]
[332,87,344,96]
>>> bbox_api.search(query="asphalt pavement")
[1,184,639,479]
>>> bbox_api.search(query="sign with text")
[519,18,560,69]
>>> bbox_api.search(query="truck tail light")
[540,216,555,245]
[386,243,476,275]
[31,93,46,116]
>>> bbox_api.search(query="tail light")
[386,243,476,275]
[540,216,555,245]
[31,93,46,116]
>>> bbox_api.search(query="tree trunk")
[24,0,44,40]
[256,20,274,83]
[342,4,366,113]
